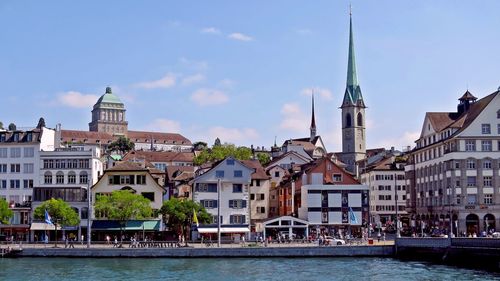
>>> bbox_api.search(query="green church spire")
[342,10,365,108]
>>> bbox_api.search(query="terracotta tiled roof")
[166,166,195,180]
[123,151,194,163]
[107,161,148,171]
[128,131,192,145]
[452,91,498,135]
[61,130,115,143]
[240,159,270,180]
[426,112,456,133]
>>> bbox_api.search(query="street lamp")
[394,173,400,238]
[86,174,92,248]
[217,178,221,248]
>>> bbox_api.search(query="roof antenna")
[349,3,352,16]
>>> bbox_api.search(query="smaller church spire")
[310,90,317,142]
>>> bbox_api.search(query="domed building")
[88,87,128,135]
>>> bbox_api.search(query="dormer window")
[0,134,5,142]
[26,133,32,142]
[482,124,491,134]
[13,133,19,142]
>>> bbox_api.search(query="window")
[250,193,255,200]
[44,172,52,184]
[484,194,493,204]
[233,184,243,193]
[0,180,6,189]
[385,195,392,200]
[0,164,6,173]
[23,179,33,189]
[226,159,235,165]
[498,124,500,134]
[23,163,34,174]
[119,175,135,185]
[80,172,88,184]
[465,140,476,151]
[333,174,342,182]
[466,176,476,187]
[257,206,266,214]
[141,192,155,202]
[0,148,7,158]
[483,176,492,187]
[456,195,461,204]
[200,199,217,209]
[56,172,64,184]
[215,170,224,178]
[10,164,20,173]
[229,215,245,224]
[455,161,460,169]
[378,195,385,200]
[10,180,20,189]
[23,147,34,157]
[483,160,492,169]
[467,195,477,205]
[229,199,247,209]
[136,175,146,185]
[196,183,217,192]
[234,170,243,177]
[482,124,491,134]
[466,159,476,169]
[10,147,21,158]
[259,193,265,200]
[68,172,76,184]
[274,171,280,177]
[482,140,492,151]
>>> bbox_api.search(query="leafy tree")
[108,136,135,154]
[33,198,80,247]
[256,152,271,166]
[160,198,211,242]
[193,143,253,165]
[214,137,221,147]
[0,121,3,130]
[8,123,16,131]
[94,190,152,246]
[0,199,13,224]
[193,141,208,151]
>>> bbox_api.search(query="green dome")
[96,87,123,105]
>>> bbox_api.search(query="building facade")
[241,159,271,233]
[405,90,500,236]
[192,157,253,239]
[88,87,128,135]
[0,126,55,241]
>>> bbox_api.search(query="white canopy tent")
[263,216,309,239]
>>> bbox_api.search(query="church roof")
[341,13,365,108]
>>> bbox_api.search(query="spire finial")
[349,3,352,16]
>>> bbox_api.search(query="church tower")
[89,87,128,136]
[310,93,317,142]
[340,11,366,173]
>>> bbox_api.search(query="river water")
[1,257,498,281]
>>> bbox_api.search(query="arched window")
[79,171,88,184]
[345,113,352,128]
[68,171,76,184]
[44,171,52,184]
[56,171,64,184]
[357,112,363,126]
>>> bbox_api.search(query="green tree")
[33,198,80,247]
[0,121,3,130]
[256,152,271,166]
[108,136,135,154]
[160,198,211,242]
[193,141,208,151]
[94,190,152,246]
[8,123,16,131]
[0,199,13,224]
[193,143,253,165]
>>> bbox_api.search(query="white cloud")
[279,103,309,133]
[182,74,205,86]
[58,91,98,108]
[190,88,229,106]
[136,73,176,89]
[228,32,253,42]
[201,27,221,34]
[301,87,333,100]
[208,127,259,143]
[145,118,181,133]
[218,79,235,88]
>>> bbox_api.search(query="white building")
[360,156,408,228]
[405,90,500,236]
[31,145,103,241]
[193,157,253,240]
[0,125,55,241]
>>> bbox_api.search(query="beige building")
[242,160,271,233]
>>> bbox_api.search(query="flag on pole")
[193,208,199,227]
[45,209,53,225]
[349,207,358,224]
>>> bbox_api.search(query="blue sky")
[1,1,500,151]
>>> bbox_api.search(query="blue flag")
[349,207,358,224]
[45,209,53,225]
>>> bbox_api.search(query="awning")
[91,220,160,231]
[30,223,61,231]
[197,227,250,234]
